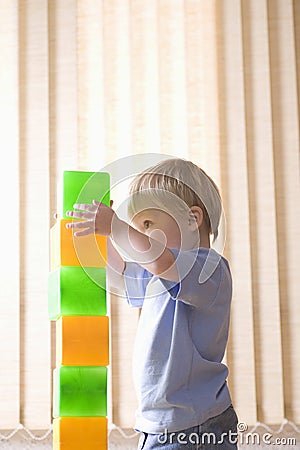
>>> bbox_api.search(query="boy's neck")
[183,231,210,251]
[184,235,210,251]
[199,232,210,249]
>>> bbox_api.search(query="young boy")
[66,158,238,449]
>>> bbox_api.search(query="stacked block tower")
[48,171,110,450]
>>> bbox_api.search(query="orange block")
[53,417,107,450]
[50,219,106,269]
[56,316,109,366]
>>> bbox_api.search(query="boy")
[66,158,238,449]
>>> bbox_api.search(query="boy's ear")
[188,206,204,230]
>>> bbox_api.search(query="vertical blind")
[0,0,299,430]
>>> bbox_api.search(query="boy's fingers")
[66,221,93,229]
[74,228,93,237]
[66,210,95,219]
[73,203,97,212]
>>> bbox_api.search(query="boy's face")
[131,208,194,250]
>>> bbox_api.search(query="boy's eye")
[143,220,152,230]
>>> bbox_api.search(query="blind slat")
[130,0,160,155]
[0,0,20,428]
[242,0,284,423]
[77,0,106,169]
[216,0,257,424]
[49,0,78,178]
[103,0,132,162]
[185,0,220,177]
[157,0,188,156]
[268,0,300,422]
[19,0,51,428]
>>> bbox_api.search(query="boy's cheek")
[148,229,167,245]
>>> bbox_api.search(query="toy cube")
[59,171,110,219]
[53,417,107,450]
[48,266,106,320]
[50,219,107,269]
[53,366,107,417]
[56,316,109,366]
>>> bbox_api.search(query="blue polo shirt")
[123,247,233,434]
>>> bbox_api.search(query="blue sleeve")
[123,262,153,308]
[160,248,229,309]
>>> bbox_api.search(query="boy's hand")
[66,200,114,237]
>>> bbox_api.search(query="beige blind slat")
[157,0,188,156]
[242,0,284,423]
[77,0,106,169]
[185,0,224,253]
[103,0,132,162]
[216,0,257,424]
[185,0,220,178]
[49,0,78,179]
[0,0,20,428]
[268,0,300,422]
[130,0,160,154]
[19,0,51,428]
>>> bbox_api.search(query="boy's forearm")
[110,217,178,282]
[106,238,126,292]
[107,237,125,274]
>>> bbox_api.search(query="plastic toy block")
[48,266,106,320]
[53,366,107,417]
[60,171,110,219]
[56,316,109,366]
[50,219,107,269]
[53,417,107,450]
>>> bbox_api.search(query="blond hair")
[128,158,223,243]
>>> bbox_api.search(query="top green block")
[61,171,110,218]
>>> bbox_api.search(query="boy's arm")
[106,237,126,292]
[66,201,179,282]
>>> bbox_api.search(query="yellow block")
[53,417,107,449]
[56,316,109,366]
[50,219,106,269]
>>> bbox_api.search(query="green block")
[61,171,110,219]
[48,266,106,320]
[53,366,107,417]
